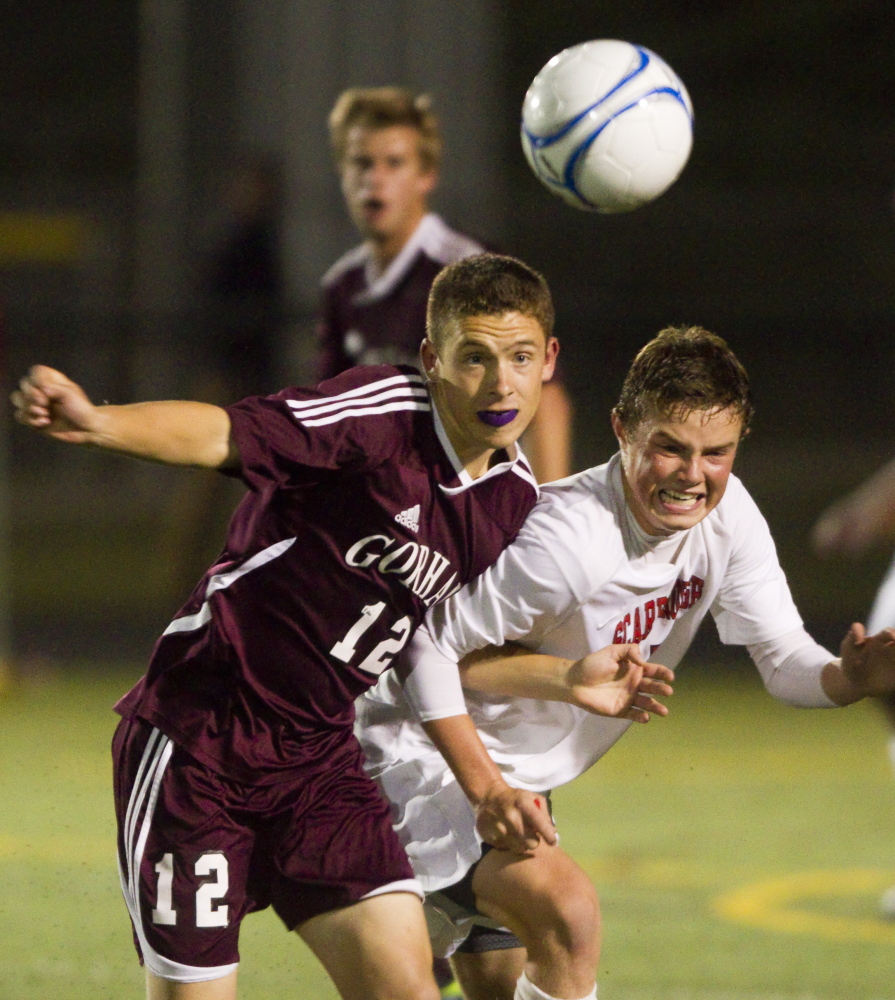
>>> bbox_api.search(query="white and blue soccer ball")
[521,39,694,213]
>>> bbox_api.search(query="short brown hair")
[426,253,554,350]
[614,326,753,433]
[329,87,442,172]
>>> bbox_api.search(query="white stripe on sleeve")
[297,399,430,427]
[286,384,428,420]
[286,373,425,411]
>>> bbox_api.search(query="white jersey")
[357,454,808,891]
[867,552,895,633]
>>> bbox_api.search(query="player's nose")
[679,457,702,483]
[489,360,514,396]
[366,159,390,185]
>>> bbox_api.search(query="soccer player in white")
[357,325,895,1000]
[811,458,895,915]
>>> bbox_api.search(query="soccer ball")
[521,39,693,213]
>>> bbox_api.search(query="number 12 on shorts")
[152,852,229,927]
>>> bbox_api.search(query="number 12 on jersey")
[330,602,412,676]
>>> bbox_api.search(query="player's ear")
[419,168,438,198]
[541,336,559,382]
[420,337,439,380]
[610,409,627,447]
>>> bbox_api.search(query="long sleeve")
[401,624,468,722]
[747,626,837,708]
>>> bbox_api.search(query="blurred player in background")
[164,155,287,599]
[197,155,285,402]
[811,458,895,915]
[358,326,895,1000]
[12,254,580,1000]
[320,86,573,484]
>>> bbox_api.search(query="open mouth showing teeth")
[659,489,703,506]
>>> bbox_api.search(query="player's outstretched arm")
[822,622,895,706]
[421,713,557,853]
[460,643,674,724]
[811,459,895,557]
[398,628,557,852]
[11,365,237,469]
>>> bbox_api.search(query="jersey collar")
[610,454,691,557]
[355,213,446,306]
[430,393,539,497]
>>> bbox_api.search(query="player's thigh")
[471,843,600,954]
[451,944,526,1000]
[146,967,238,1000]
[296,891,440,1000]
[263,735,419,928]
[113,719,253,983]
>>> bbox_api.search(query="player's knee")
[536,877,600,959]
[500,872,598,963]
[376,945,441,1000]
[379,963,441,1000]
[477,848,600,965]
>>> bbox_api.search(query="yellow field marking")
[715,869,895,944]
[0,212,90,263]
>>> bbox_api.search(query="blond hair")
[329,87,442,172]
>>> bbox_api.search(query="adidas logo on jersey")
[395,505,420,533]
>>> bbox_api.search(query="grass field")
[1,660,893,1000]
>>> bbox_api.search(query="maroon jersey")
[317,214,483,380]
[116,364,538,785]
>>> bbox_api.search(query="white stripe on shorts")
[118,727,238,983]
[361,877,424,902]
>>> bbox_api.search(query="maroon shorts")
[112,716,418,981]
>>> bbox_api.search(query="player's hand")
[11,365,101,444]
[839,622,895,698]
[474,782,556,854]
[566,643,674,723]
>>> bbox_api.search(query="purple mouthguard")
[477,409,518,427]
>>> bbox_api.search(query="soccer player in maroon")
[12,254,562,1000]
[320,86,574,484]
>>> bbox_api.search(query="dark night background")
[3,1,895,664]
